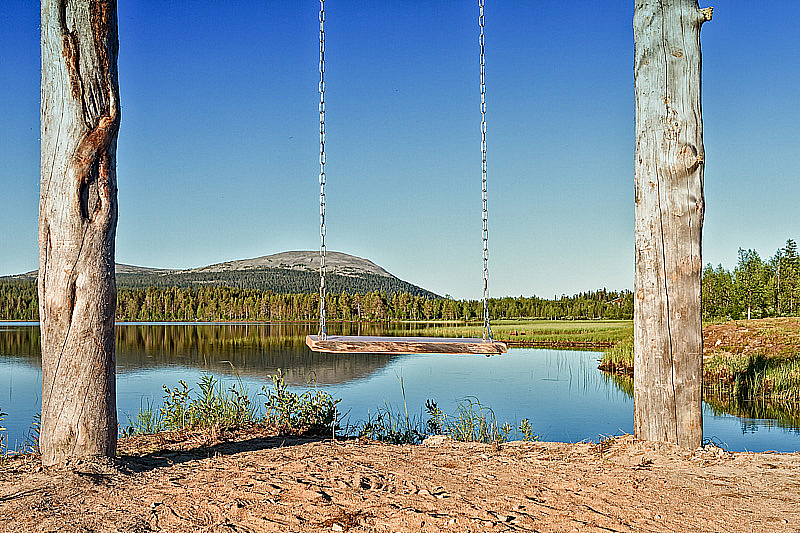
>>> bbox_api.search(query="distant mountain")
[184,251,393,278]
[6,251,439,298]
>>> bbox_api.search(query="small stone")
[422,435,450,446]
[332,523,344,532]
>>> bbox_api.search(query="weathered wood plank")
[306,335,507,355]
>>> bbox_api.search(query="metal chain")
[480,0,493,341]
[318,0,327,339]
[316,0,491,342]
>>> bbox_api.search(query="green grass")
[125,374,259,435]
[705,352,800,402]
[263,369,341,433]
[356,395,539,445]
[599,338,634,372]
[357,405,424,444]
[125,371,342,437]
[425,397,538,443]
[599,346,800,428]
[397,319,634,345]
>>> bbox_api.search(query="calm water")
[1,322,799,452]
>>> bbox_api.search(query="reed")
[357,375,424,444]
[705,352,800,402]
[598,338,634,373]
[426,397,539,443]
[126,370,341,437]
[358,405,424,444]
[125,376,540,446]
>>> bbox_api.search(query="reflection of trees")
[703,392,800,434]
[602,371,633,398]
[0,326,41,357]
[0,324,398,386]
[601,368,800,433]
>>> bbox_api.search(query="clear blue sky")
[1,1,798,299]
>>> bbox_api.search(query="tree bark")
[39,0,120,466]
[633,1,711,449]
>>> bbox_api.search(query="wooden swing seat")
[306,335,507,355]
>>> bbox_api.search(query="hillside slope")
[4,251,438,298]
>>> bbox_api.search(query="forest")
[2,238,795,323]
[702,239,800,319]
[0,281,632,322]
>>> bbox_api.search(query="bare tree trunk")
[39,0,120,466]
[633,1,711,449]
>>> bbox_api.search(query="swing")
[306,0,506,356]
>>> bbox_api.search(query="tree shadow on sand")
[118,428,333,474]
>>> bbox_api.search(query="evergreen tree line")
[6,235,797,323]
[0,281,634,322]
[702,239,800,319]
[114,268,439,298]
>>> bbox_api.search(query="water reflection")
[599,369,800,439]
[2,323,800,452]
[0,325,40,358]
[703,394,800,436]
[0,322,398,386]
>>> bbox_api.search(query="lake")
[2,322,799,452]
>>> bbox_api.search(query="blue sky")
[1,1,799,299]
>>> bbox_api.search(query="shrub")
[126,374,258,436]
[263,369,341,433]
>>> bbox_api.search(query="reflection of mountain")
[0,324,398,387]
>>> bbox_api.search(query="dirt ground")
[1,429,799,533]
[703,317,800,359]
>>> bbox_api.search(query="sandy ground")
[1,429,799,533]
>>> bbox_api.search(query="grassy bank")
[398,319,633,347]
[598,318,800,404]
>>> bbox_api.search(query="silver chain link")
[480,0,493,341]
[316,0,492,342]
[318,0,327,339]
